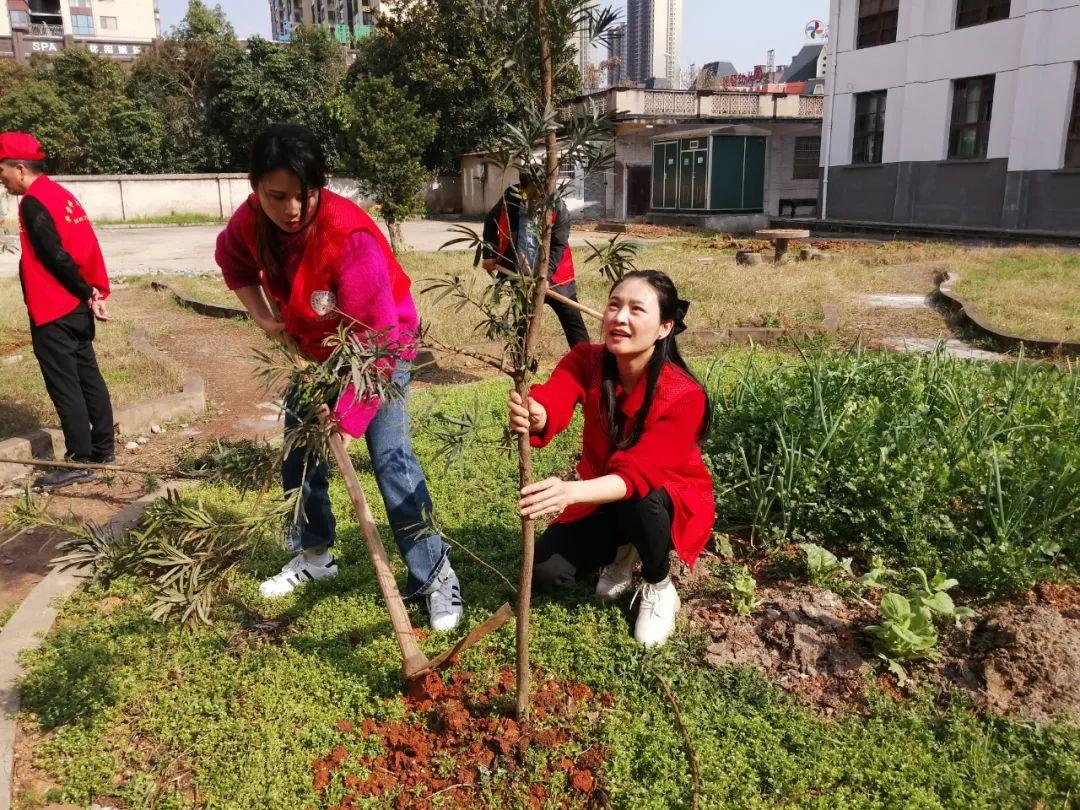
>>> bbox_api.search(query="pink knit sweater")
[216,221,419,438]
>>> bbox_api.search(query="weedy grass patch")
[706,345,1080,597]
[15,370,1080,808]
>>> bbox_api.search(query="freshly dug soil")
[943,586,1080,724]
[688,577,1080,723]
[315,668,612,809]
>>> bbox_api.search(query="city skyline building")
[625,0,681,83]
[269,0,389,44]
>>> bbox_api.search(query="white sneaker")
[596,544,638,601]
[632,578,681,647]
[426,560,463,632]
[258,553,338,598]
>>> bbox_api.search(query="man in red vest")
[0,132,114,489]
[482,177,590,347]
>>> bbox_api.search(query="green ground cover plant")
[14,371,1080,808]
[706,345,1080,598]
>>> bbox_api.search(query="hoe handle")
[327,432,429,677]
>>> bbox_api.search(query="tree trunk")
[385,216,406,254]
[514,0,559,722]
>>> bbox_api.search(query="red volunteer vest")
[236,189,412,361]
[18,176,109,327]
[496,203,575,286]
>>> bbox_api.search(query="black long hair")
[248,123,328,283]
[601,270,711,449]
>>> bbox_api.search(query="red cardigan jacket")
[529,343,715,567]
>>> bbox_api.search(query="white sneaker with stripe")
[426,560,464,632]
[258,553,339,598]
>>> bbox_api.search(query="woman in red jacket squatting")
[509,270,714,647]
[215,123,463,632]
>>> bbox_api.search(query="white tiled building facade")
[2,0,157,61]
[822,0,1080,233]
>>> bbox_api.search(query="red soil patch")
[313,668,611,809]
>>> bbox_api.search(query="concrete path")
[880,337,1006,362]
[0,219,598,279]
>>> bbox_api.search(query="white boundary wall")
[0,174,368,228]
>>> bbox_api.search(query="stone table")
[755,228,811,263]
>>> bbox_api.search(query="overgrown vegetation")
[14,377,1080,808]
[706,345,1080,597]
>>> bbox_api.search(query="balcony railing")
[799,95,825,117]
[565,88,825,121]
[28,22,64,37]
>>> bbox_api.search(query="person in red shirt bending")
[508,270,714,647]
[215,124,462,632]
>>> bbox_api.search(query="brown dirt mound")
[314,668,612,809]
[688,585,874,715]
[944,597,1080,724]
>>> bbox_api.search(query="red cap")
[0,132,46,162]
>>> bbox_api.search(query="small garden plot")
[950,249,1080,342]
[10,353,1080,809]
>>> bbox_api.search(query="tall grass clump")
[705,345,1079,597]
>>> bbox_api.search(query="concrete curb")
[937,272,1080,357]
[150,280,249,320]
[0,484,190,810]
[0,329,206,485]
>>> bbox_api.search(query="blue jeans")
[282,367,449,599]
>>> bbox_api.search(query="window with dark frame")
[852,91,887,164]
[949,75,995,159]
[1067,64,1080,168]
[956,0,1011,29]
[793,136,821,179]
[857,0,899,49]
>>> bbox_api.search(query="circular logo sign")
[805,19,826,40]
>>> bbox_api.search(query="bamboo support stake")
[492,266,603,321]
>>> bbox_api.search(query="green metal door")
[651,142,678,209]
[709,136,746,210]
[678,138,708,210]
[743,136,766,210]
[708,135,767,211]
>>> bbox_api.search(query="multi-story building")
[625,0,681,84]
[1,0,158,62]
[822,0,1080,234]
[575,18,605,91]
[270,0,389,45]
[606,22,627,86]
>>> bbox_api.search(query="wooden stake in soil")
[326,432,512,681]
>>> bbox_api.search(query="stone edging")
[0,328,206,484]
[150,280,250,320]
[0,483,193,810]
[937,272,1080,357]
[683,303,840,347]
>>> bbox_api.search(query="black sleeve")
[548,201,571,276]
[20,197,93,302]
[482,199,501,261]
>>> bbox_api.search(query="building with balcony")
[821,0,1080,235]
[2,0,157,61]
[269,0,389,45]
[462,87,824,230]
[570,88,823,228]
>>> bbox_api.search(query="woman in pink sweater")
[215,123,462,632]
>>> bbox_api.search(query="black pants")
[546,281,590,348]
[535,488,674,585]
[30,307,114,463]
